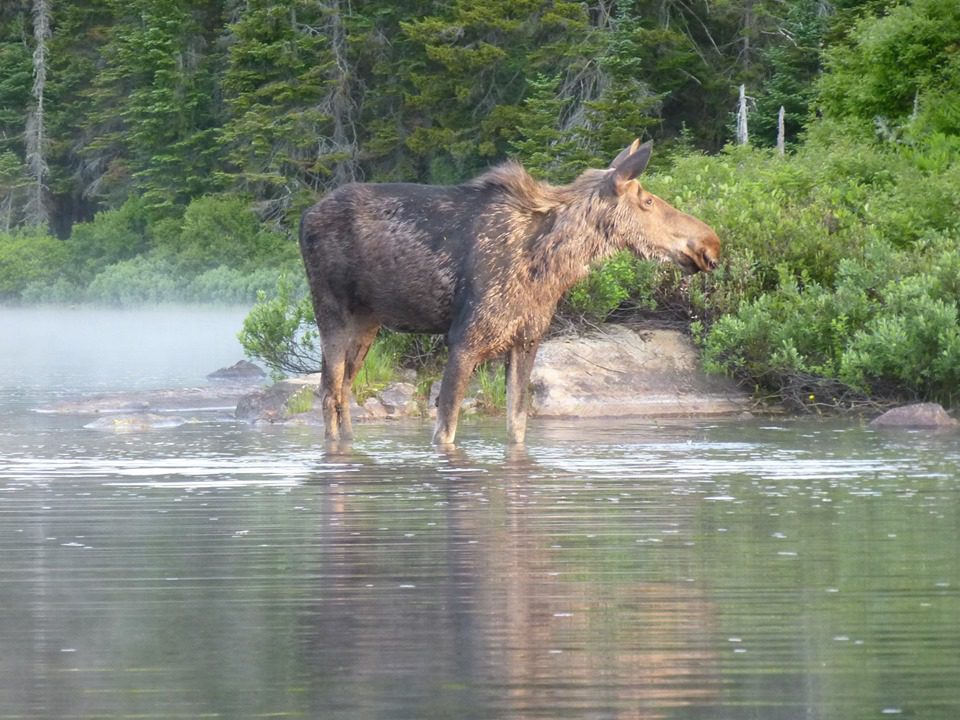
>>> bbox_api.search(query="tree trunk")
[736,84,749,146]
[24,0,52,228]
[777,105,785,155]
[323,0,359,187]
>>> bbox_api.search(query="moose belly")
[362,267,457,335]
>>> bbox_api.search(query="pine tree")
[219,0,352,218]
[399,0,592,183]
[44,0,114,235]
[0,5,32,229]
[82,0,224,213]
[508,73,591,182]
[752,1,827,148]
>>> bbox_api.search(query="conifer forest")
[1,0,959,409]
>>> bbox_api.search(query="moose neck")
[527,194,626,300]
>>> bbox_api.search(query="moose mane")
[465,161,611,216]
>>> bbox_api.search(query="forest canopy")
[2,0,896,234]
[2,0,959,410]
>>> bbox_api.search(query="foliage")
[691,137,960,410]
[352,340,396,403]
[473,362,506,414]
[0,228,70,299]
[219,0,350,217]
[153,194,297,275]
[85,254,184,305]
[3,0,876,235]
[818,0,960,140]
[238,275,320,379]
[562,253,659,324]
[1,0,958,412]
[65,197,152,283]
[80,0,223,213]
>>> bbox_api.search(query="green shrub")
[66,197,152,283]
[563,252,658,322]
[185,265,288,304]
[85,254,185,305]
[839,270,960,406]
[238,275,320,378]
[156,195,297,274]
[0,230,72,300]
[20,276,84,304]
[702,234,960,409]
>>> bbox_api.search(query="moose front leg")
[505,339,540,444]
[432,346,479,445]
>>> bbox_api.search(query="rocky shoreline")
[35,326,957,433]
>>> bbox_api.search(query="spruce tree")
[219,0,346,217]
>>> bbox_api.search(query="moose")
[300,140,720,446]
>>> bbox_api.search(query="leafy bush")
[85,254,185,305]
[238,275,320,378]
[563,252,658,323]
[66,198,152,283]
[0,230,72,300]
[817,0,960,139]
[156,195,297,275]
[185,265,288,304]
[702,235,960,409]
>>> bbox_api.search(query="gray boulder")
[235,381,313,423]
[870,403,958,428]
[207,359,266,381]
[378,382,418,416]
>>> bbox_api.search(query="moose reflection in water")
[299,140,721,446]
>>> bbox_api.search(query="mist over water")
[0,305,250,396]
[1,306,959,719]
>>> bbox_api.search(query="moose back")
[299,140,720,445]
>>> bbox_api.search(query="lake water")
[2,307,959,719]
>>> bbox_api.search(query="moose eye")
[644,197,654,207]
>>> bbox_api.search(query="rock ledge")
[530,326,751,418]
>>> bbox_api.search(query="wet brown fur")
[299,141,721,445]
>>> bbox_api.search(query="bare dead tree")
[24,0,52,228]
[324,0,359,187]
[777,105,786,155]
[736,84,749,145]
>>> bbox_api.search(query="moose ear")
[609,139,641,169]
[611,139,653,183]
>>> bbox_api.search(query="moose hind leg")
[319,329,351,441]
[505,339,540,445]
[432,346,479,445]
[339,322,380,440]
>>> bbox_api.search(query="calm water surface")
[1,307,959,719]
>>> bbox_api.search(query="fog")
[0,305,252,393]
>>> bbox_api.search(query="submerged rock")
[84,413,186,431]
[530,326,751,418]
[39,386,252,416]
[870,403,958,429]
